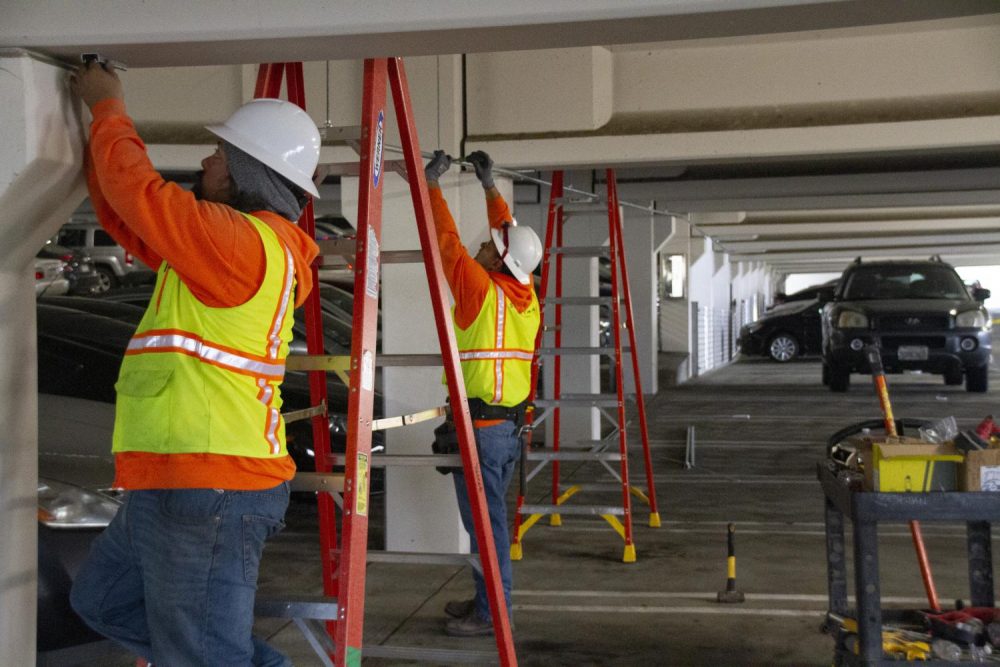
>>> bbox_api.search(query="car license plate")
[898,345,928,361]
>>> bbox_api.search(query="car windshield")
[842,265,968,300]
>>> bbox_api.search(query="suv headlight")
[956,309,988,329]
[836,311,868,329]
[38,479,120,529]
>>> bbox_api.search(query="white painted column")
[0,51,87,664]
[620,209,657,395]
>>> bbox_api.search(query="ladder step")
[315,125,363,143]
[519,504,626,516]
[544,439,616,449]
[525,451,620,462]
[366,550,476,566]
[560,482,641,493]
[542,296,614,306]
[537,346,628,356]
[313,159,407,178]
[332,453,461,467]
[377,353,442,367]
[547,246,609,257]
[316,238,424,266]
[255,594,339,620]
[362,645,499,664]
[535,395,620,407]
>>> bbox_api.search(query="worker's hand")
[424,150,452,184]
[70,61,124,110]
[466,151,495,190]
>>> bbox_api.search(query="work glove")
[424,150,452,184]
[466,150,495,190]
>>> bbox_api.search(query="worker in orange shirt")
[424,150,543,636]
[68,61,319,666]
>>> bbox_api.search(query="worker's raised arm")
[467,151,513,230]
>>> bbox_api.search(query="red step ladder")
[251,58,517,667]
[511,169,660,564]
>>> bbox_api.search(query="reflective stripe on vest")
[126,331,286,380]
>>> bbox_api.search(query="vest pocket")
[113,369,173,452]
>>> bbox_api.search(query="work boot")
[445,611,494,637]
[444,598,476,618]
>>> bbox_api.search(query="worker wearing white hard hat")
[69,61,319,667]
[423,149,541,637]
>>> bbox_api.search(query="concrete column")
[0,51,87,664]
[620,209,657,395]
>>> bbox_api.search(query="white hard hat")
[491,223,543,285]
[206,99,321,198]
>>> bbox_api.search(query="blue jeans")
[70,483,291,667]
[452,420,521,622]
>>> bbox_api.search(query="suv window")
[842,265,968,300]
[57,229,87,247]
[94,230,118,247]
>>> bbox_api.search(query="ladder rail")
[607,172,661,523]
[386,56,517,667]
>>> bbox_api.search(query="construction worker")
[424,149,543,636]
[67,61,319,666]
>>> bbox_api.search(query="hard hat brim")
[491,227,531,284]
[206,123,320,198]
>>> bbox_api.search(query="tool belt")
[466,398,528,427]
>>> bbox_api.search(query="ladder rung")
[519,504,625,516]
[366,550,477,566]
[525,451,620,462]
[362,645,499,664]
[290,472,345,494]
[315,125,363,143]
[547,246,609,257]
[535,395,620,408]
[537,346,619,356]
[314,159,407,177]
[560,482,642,493]
[377,353,442,367]
[317,240,423,266]
[332,453,461,467]
[255,594,339,620]
[543,439,615,449]
[542,296,613,306]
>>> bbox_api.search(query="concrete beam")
[4,1,998,68]
[722,231,1000,253]
[701,216,1000,238]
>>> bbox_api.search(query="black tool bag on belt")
[431,399,529,474]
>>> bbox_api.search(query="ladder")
[251,59,516,667]
[511,169,660,564]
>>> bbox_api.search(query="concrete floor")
[248,353,1000,666]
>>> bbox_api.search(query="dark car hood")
[761,298,819,320]
[838,298,977,315]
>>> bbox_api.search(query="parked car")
[55,221,156,293]
[34,258,70,298]
[769,279,838,310]
[821,258,992,392]
[37,242,102,295]
[739,296,827,362]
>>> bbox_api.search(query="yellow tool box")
[862,437,962,492]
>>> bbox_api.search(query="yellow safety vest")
[454,282,539,407]
[112,214,296,459]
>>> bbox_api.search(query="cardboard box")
[861,438,961,492]
[962,449,1000,492]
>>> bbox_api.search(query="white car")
[34,258,69,297]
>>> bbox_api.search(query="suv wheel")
[94,266,118,293]
[822,363,831,386]
[943,368,964,386]
[829,365,850,392]
[768,333,799,362]
[966,365,989,393]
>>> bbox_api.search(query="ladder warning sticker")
[361,350,374,391]
[372,109,384,187]
[355,452,369,517]
[365,226,379,298]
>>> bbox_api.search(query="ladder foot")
[510,542,523,561]
[622,544,637,563]
[549,514,562,527]
[649,512,662,528]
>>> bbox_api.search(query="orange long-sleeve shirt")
[86,98,319,490]
[429,186,536,426]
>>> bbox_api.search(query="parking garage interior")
[6,1,1000,665]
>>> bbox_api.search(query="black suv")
[821,258,992,393]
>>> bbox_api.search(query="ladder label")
[372,109,385,187]
[355,453,369,517]
[361,350,375,391]
[365,226,380,298]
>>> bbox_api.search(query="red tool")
[864,346,941,613]
[975,415,1000,442]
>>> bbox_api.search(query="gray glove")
[466,151,495,189]
[424,150,452,183]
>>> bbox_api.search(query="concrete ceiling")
[5,0,1000,275]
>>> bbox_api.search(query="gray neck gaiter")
[223,142,303,222]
